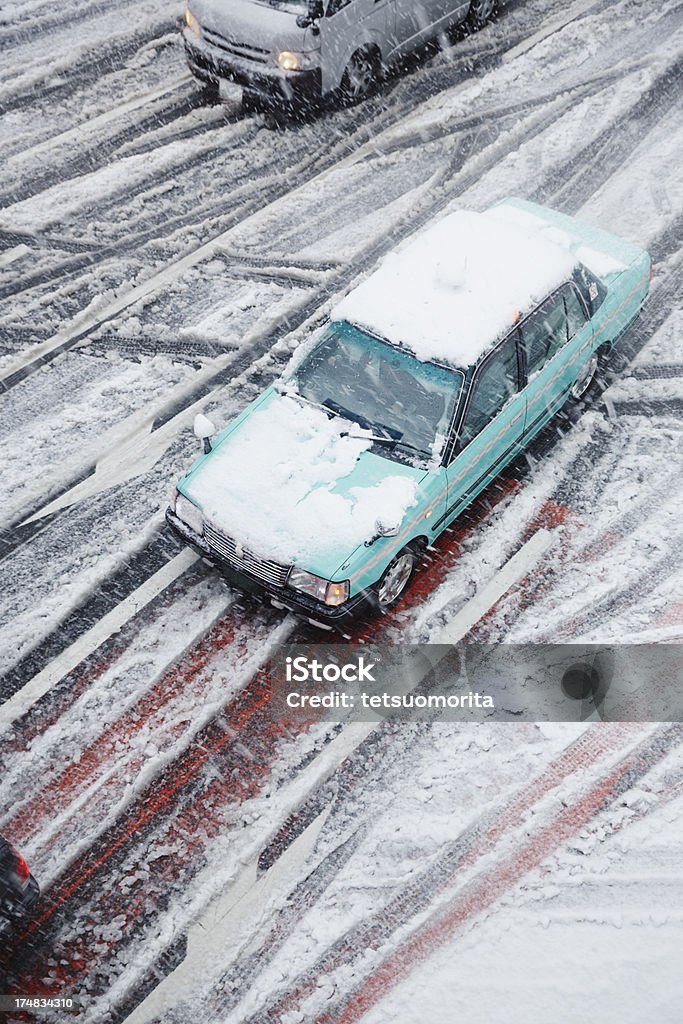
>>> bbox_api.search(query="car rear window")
[573,264,607,316]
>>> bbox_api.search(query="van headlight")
[277,50,319,72]
[176,494,204,535]
[184,8,201,37]
[289,568,350,607]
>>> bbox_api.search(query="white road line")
[434,528,554,644]
[0,547,198,730]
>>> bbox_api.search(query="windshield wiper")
[340,427,429,456]
[322,401,430,456]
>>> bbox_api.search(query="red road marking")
[242,725,644,1024]
[2,611,246,846]
[327,760,632,1024]
[657,598,683,628]
[2,664,293,993]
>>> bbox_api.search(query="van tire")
[340,48,381,106]
[466,0,497,30]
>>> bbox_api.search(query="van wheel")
[374,546,417,611]
[467,0,497,30]
[340,49,380,106]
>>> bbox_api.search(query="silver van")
[182,0,496,112]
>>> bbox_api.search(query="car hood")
[190,0,311,52]
[180,389,425,577]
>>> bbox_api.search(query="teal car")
[167,198,651,626]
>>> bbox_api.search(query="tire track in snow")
[0,614,299,997]
[0,15,175,116]
[233,725,679,1024]
[0,79,206,209]
[0,0,633,364]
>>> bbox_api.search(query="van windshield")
[288,322,463,461]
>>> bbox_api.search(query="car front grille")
[202,26,271,65]
[204,523,291,588]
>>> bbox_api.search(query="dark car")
[0,835,40,921]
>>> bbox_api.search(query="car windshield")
[288,322,463,462]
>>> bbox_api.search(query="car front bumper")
[183,35,322,110]
[166,509,370,627]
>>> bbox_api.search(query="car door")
[521,282,593,442]
[320,0,391,93]
[435,331,526,535]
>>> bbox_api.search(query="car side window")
[564,284,589,340]
[326,0,352,15]
[523,285,588,376]
[457,335,519,450]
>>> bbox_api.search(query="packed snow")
[182,391,420,567]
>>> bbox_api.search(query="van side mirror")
[296,0,323,29]
[194,414,216,454]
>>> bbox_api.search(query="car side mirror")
[194,413,216,454]
[376,518,400,538]
[365,518,400,547]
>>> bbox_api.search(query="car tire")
[569,353,600,400]
[466,0,497,30]
[340,48,381,106]
[373,545,419,612]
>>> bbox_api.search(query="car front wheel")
[375,547,417,611]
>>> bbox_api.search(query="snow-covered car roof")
[333,203,579,370]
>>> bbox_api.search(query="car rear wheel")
[375,547,417,610]
[467,0,497,30]
[570,353,599,400]
[340,49,380,106]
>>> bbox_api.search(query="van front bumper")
[183,36,322,110]
[166,509,369,626]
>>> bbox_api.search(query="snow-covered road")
[0,0,682,1020]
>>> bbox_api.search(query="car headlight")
[277,50,319,72]
[184,8,201,37]
[175,493,204,535]
[289,568,350,607]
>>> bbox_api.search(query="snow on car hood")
[181,390,422,573]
